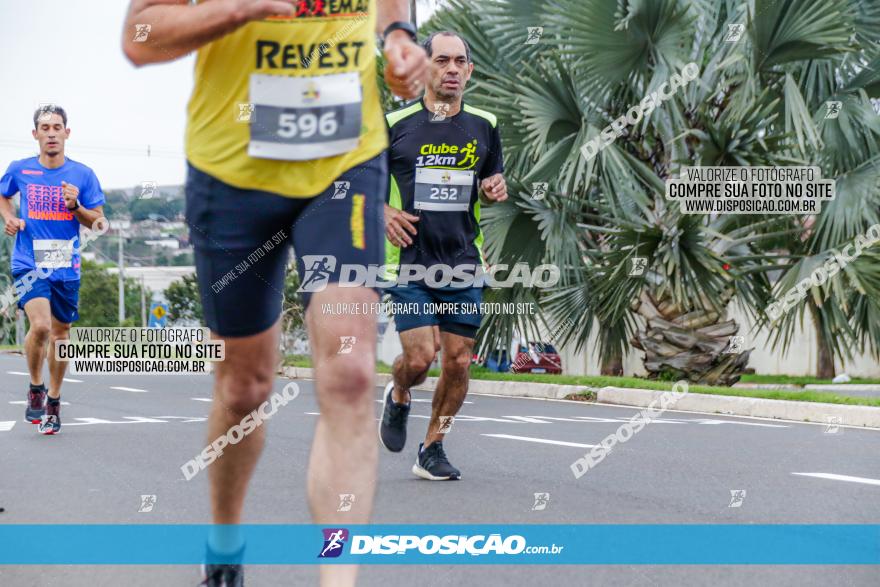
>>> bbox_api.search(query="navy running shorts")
[185,153,387,338]
[387,282,482,339]
[13,271,80,324]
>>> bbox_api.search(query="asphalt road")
[1,351,878,586]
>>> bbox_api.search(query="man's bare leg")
[424,331,474,448]
[306,284,380,587]
[23,298,52,386]
[390,326,439,404]
[47,317,71,400]
[207,321,280,552]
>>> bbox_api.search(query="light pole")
[141,275,147,327]
[118,227,125,325]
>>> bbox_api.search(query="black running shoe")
[379,381,410,452]
[201,542,244,587]
[38,398,61,435]
[25,384,46,424]
[412,441,461,480]
[200,563,243,587]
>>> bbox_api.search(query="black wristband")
[382,21,417,46]
[68,200,80,211]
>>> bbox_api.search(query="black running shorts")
[185,153,387,337]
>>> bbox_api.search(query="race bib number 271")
[248,72,362,161]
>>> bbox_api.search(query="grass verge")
[282,357,880,407]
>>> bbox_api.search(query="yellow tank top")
[186,0,387,198]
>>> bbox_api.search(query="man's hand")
[4,217,24,236]
[383,30,428,99]
[61,181,80,210]
[384,204,419,247]
[480,174,508,203]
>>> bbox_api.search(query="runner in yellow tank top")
[184,0,390,197]
[123,2,427,585]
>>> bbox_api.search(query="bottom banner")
[0,525,877,564]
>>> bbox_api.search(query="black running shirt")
[384,99,503,281]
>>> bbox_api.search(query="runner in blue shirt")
[0,105,105,435]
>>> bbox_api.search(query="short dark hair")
[33,104,68,129]
[422,31,472,63]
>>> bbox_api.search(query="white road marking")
[573,415,687,424]
[9,400,70,406]
[504,416,552,424]
[191,398,212,402]
[375,398,472,405]
[791,472,880,487]
[65,418,118,426]
[693,418,788,428]
[470,392,872,430]
[65,417,191,427]
[6,371,81,383]
[525,415,614,423]
[110,386,148,393]
[0,421,16,432]
[454,414,522,423]
[482,434,596,449]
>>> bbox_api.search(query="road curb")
[279,366,585,400]
[597,386,880,428]
[804,383,880,393]
[278,366,880,428]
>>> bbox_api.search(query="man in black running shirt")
[379,31,507,481]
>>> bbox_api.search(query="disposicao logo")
[318,528,349,558]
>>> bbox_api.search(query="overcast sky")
[0,0,440,191]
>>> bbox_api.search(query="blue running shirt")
[1,156,104,281]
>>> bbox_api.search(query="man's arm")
[72,206,105,230]
[376,0,411,35]
[0,196,24,237]
[122,0,295,66]
[479,125,507,205]
[377,0,428,99]
[61,181,105,229]
[1,163,23,235]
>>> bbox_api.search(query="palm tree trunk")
[811,306,836,379]
[600,351,623,376]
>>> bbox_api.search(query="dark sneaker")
[379,381,410,452]
[201,543,244,587]
[412,441,461,481]
[25,384,46,424]
[38,399,61,435]
[200,564,243,587]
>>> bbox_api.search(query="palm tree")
[424,0,880,382]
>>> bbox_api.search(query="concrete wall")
[550,302,880,378]
[377,301,880,378]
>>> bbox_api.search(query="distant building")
[107,266,195,294]
[144,239,180,250]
